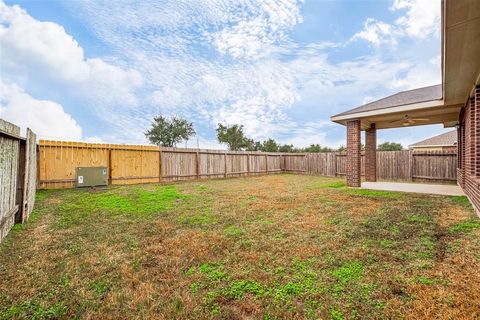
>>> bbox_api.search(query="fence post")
[304,154,307,173]
[265,154,269,173]
[335,153,338,176]
[409,151,414,181]
[247,153,250,176]
[224,152,227,178]
[108,148,113,184]
[158,147,162,182]
[15,140,26,223]
[196,149,200,179]
[306,153,309,174]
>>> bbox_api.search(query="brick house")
[409,130,457,152]
[331,0,480,214]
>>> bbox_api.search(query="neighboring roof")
[410,130,457,148]
[333,84,443,118]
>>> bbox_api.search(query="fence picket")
[37,140,458,189]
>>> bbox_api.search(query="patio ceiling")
[443,0,480,105]
[353,103,460,130]
[331,0,480,131]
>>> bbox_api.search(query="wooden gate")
[0,119,37,243]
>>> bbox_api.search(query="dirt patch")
[1,174,479,319]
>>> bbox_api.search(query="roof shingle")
[410,130,457,148]
[334,84,443,117]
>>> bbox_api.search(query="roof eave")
[330,99,445,125]
[410,143,456,148]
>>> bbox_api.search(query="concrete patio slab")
[361,181,465,196]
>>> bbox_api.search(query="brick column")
[346,120,361,187]
[365,123,377,182]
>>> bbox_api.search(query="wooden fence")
[0,119,37,243]
[38,141,286,188]
[38,140,457,189]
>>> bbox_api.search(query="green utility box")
[76,167,108,187]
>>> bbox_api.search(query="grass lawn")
[1,174,480,319]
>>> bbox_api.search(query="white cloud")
[211,0,303,59]
[0,81,82,139]
[392,0,440,39]
[64,0,416,146]
[211,96,292,139]
[390,54,441,89]
[0,0,443,148]
[352,18,398,46]
[353,0,440,46]
[0,1,142,109]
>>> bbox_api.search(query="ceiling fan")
[389,115,430,126]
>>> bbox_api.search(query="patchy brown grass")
[1,174,479,320]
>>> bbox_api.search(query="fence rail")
[0,119,37,243]
[38,140,457,189]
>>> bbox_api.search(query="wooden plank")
[108,149,113,184]
[0,119,22,243]
[0,205,19,229]
[36,139,459,188]
[196,150,200,179]
[159,149,162,182]
[224,152,227,178]
[111,175,161,180]
[15,140,26,223]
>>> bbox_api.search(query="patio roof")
[331,0,480,130]
[333,85,443,118]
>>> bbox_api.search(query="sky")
[0,0,452,149]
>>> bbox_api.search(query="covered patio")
[331,84,461,188]
[361,181,464,196]
[331,0,480,213]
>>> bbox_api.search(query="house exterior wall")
[458,85,480,215]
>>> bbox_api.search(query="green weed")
[332,261,364,284]
[449,196,473,209]
[449,219,480,233]
[226,280,264,298]
[224,225,244,237]
[346,189,402,199]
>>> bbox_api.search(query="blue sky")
[0,0,451,148]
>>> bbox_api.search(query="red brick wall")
[458,85,480,215]
[365,124,376,182]
[346,120,361,187]
[476,86,480,177]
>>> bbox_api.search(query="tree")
[279,144,295,153]
[145,116,195,147]
[336,144,365,153]
[304,144,333,153]
[377,142,403,151]
[247,141,263,151]
[216,124,253,151]
[262,139,279,152]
